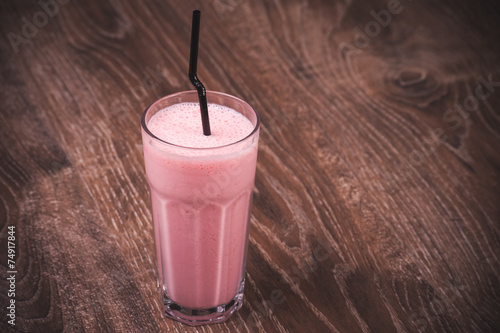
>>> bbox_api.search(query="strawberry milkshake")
[141,91,259,325]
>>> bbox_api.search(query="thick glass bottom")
[162,280,245,326]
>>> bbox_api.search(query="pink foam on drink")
[148,103,254,148]
[143,102,258,309]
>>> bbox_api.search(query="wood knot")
[395,68,427,87]
[316,137,328,148]
[383,66,446,107]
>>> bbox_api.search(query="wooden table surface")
[1,0,499,332]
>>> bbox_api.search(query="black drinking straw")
[188,10,211,136]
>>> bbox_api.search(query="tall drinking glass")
[141,91,260,326]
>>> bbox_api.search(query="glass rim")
[141,90,260,151]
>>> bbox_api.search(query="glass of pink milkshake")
[141,90,260,326]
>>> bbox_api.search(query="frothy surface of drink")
[148,103,254,148]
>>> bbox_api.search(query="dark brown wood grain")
[1,0,499,332]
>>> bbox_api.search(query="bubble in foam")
[147,102,254,148]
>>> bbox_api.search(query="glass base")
[162,282,244,326]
